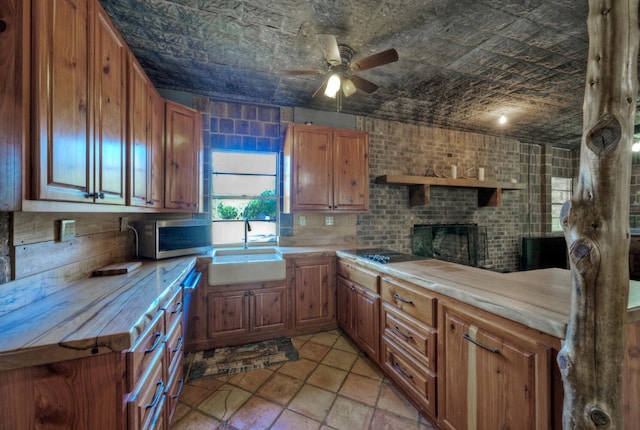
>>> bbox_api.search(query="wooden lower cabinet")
[438,300,559,430]
[336,260,381,363]
[293,257,337,330]
[200,280,289,348]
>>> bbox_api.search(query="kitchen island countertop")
[335,250,640,339]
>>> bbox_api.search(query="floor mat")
[185,337,299,380]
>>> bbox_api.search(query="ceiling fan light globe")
[325,74,341,98]
[342,79,356,97]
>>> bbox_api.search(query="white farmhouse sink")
[209,247,286,285]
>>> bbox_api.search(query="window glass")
[212,151,278,246]
[551,177,572,232]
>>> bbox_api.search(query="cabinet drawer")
[163,287,183,332]
[337,260,379,293]
[127,346,166,430]
[166,356,185,424]
[165,316,184,372]
[382,304,436,371]
[127,311,165,391]
[382,336,436,417]
[381,277,436,326]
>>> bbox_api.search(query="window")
[551,177,572,232]
[212,151,278,246]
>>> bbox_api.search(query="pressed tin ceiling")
[98,0,640,149]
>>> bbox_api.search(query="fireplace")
[412,224,486,267]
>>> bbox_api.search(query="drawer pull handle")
[172,378,185,399]
[145,332,163,354]
[172,301,183,315]
[172,336,184,354]
[393,293,413,305]
[463,333,500,354]
[145,381,164,410]
[394,326,413,340]
[393,361,413,379]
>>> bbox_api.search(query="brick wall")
[357,117,523,272]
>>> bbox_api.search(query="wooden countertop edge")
[0,257,196,372]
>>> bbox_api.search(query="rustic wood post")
[558,0,639,428]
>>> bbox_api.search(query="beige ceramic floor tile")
[332,336,358,353]
[376,381,420,420]
[179,383,217,407]
[321,348,358,371]
[277,358,318,380]
[339,373,382,406]
[227,368,273,392]
[257,372,304,405]
[270,409,322,430]
[227,396,282,430]
[350,356,384,380]
[288,384,337,422]
[197,384,251,421]
[187,377,226,391]
[325,395,375,430]
[370,408,420,430]
[294,333,314,341]
[291,337,307,350]
[306,364,348,392]
[171,402,192,423]
[170,410,221,430]
[309,331,340,347]
[298,341,331,361]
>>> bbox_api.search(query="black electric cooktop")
[341,248,429,264]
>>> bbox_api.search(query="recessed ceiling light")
[499,115,507,125]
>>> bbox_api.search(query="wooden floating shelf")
[374,175,527,207]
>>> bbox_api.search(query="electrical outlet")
[119,217,128,232]
[60,220,76,242]
[325,216,334,226]
[298,215,306,226]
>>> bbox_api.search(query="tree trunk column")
[558,1,639,428]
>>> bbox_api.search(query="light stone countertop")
[0,256,196,371]
[334,250,640,339]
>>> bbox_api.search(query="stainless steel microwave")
[133,219,212,260]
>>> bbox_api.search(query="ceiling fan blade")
[350,75,379,94]
[281,69,324,75]
[349,48,398,72]
[317,34,341,66]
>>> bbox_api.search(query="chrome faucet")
[243,219,252,249]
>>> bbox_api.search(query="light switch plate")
[60,220,76,242]
[298,215,306,226]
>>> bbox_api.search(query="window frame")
[211,150,279,247]
[551,176,573,232]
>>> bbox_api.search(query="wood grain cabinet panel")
[293,257,337,329]
[128,54,164,208]
[337,265,381,364]
[284,124,369,213]
[165,100,202,212]
[438,301,556,430]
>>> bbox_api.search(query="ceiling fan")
[282,34,398,99]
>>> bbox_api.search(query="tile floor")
[170,330,437,430]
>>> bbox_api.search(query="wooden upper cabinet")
[164,100,203,212]
[31,0,126,204]
[31,0,93,202]
[128,54,164,208]
[93,3,126,205]
[284,124,369,213]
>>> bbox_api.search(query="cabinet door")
[337,276,354,332]
[440,308,539,430]
[294,257,336,327]
[250,286,288,332]
[93,4,126,204]
[207,290,249,338]
[332,130,369,212]
[353,285,380,361]
[32,0,93,202]
[290,126,333,211]
[128,54,152,207]
[165,100,202,211]
[148,86,165,208]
